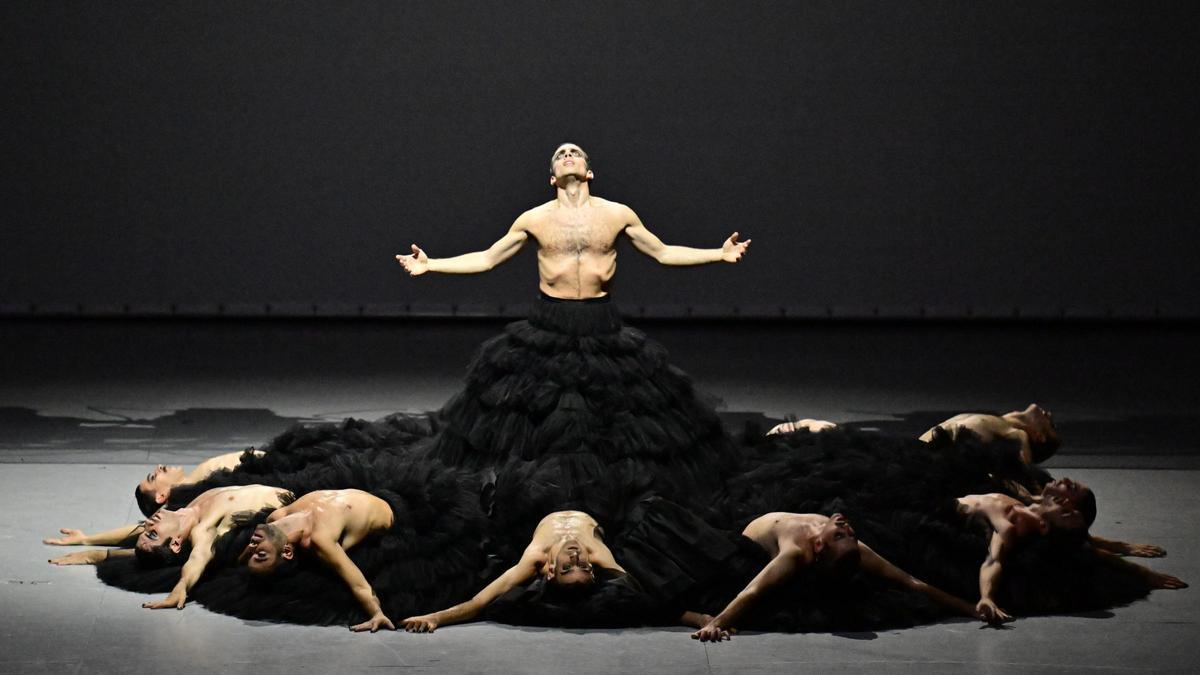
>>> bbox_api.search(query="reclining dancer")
[41,451,265,547]
[401,510,710,632]
[690,512,979,641]
[45,484,290,610]
[921,403,1059,465]
[928,407,1167,560]
[239,489,396,632]
[956,479,1186,623]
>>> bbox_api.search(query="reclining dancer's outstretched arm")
[142,529,216,610]
[312,535,394,632]
[1091,548,1187,589]
[401,547,540,632]
[45,523,144,547]
[1089,536,1166,558]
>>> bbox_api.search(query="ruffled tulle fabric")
[99,428,491,627]
[93,299,1157,631]
[427,296,739,511]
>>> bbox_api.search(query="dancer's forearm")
[427,251,498,274]
[655,245,723,266]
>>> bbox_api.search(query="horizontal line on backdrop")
[0,302,1196,322]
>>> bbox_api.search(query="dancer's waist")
[538,292,612,305]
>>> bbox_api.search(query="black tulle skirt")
[91,298,1158,631]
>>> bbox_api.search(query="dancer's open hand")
[402,614,439,633]
[44,528,87,545]
[721,232,750,263]
[691,619,733,642]
[143,590,186,610]
[351,612,395,632]
[1124,542,1167,558]
[976,598,1012,623]
[1149,571,1188,589]
[396,244,429,276]
[49,550,105,565]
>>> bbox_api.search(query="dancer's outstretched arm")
[857,543,979,619]
[1090,535,1166,558]
[977,532,1012,623]
[402,549,540,632]
[142,530,216,610]
[396,215,531,276]
[624,207,749,266]
[1092,548,1187,588]
[312,536,394,633]
[691,548,802,642]
[44,523,145,547]
[49,548,135,565]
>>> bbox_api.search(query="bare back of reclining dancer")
[690,512,979,641]
[400,510,714,633]
[239,489,396,632]
[395,143,749,298]
[45,484,290,610]
[957,478,1186,623]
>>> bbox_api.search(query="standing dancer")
[395,143,750,515]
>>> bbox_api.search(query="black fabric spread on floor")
[93,298,1156,630]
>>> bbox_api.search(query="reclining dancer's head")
[544,536,597,590]
[240,523,296,575]
[812,513,862,576]
[134,507,194,567]
[1007,404,1061,464]
[135,465,188,517]
[1035,477,1096,536]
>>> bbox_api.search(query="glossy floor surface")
[2,318,1198,673]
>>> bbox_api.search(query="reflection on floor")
[2,319,1197,672]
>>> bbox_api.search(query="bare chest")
[532,211,621,256]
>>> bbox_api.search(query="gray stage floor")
[1,319,1198,673]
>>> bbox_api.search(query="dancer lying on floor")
[921,404,1059,465]
[401,509,710,632]
[240,488,396,632]
[956,480,1186,622]
[765,407,1165,559]
[46,484,290,610]
[689,512,980,641]
[41,450,265,547]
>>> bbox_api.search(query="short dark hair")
[815,540,861,578]
[1075,488,1097,529]
[135,538,192,568]
[135,485,159,518]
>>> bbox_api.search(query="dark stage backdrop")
[3,2,1197,319]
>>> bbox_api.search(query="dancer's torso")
[268,489,394,550]
[741,512,826,559]
[190,484,289,537]
[525,197,627,300]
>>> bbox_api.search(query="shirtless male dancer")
[41,450,264,547]
[395,143,749,297]
[690,512,979,641]
[239,489,396,632]
[46,484,290,610]
[400,510,713,632]
[921,404,1059,465]
[400,510,623,632]
[957,483,1186,622]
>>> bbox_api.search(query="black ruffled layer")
[91,298,1158,631]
